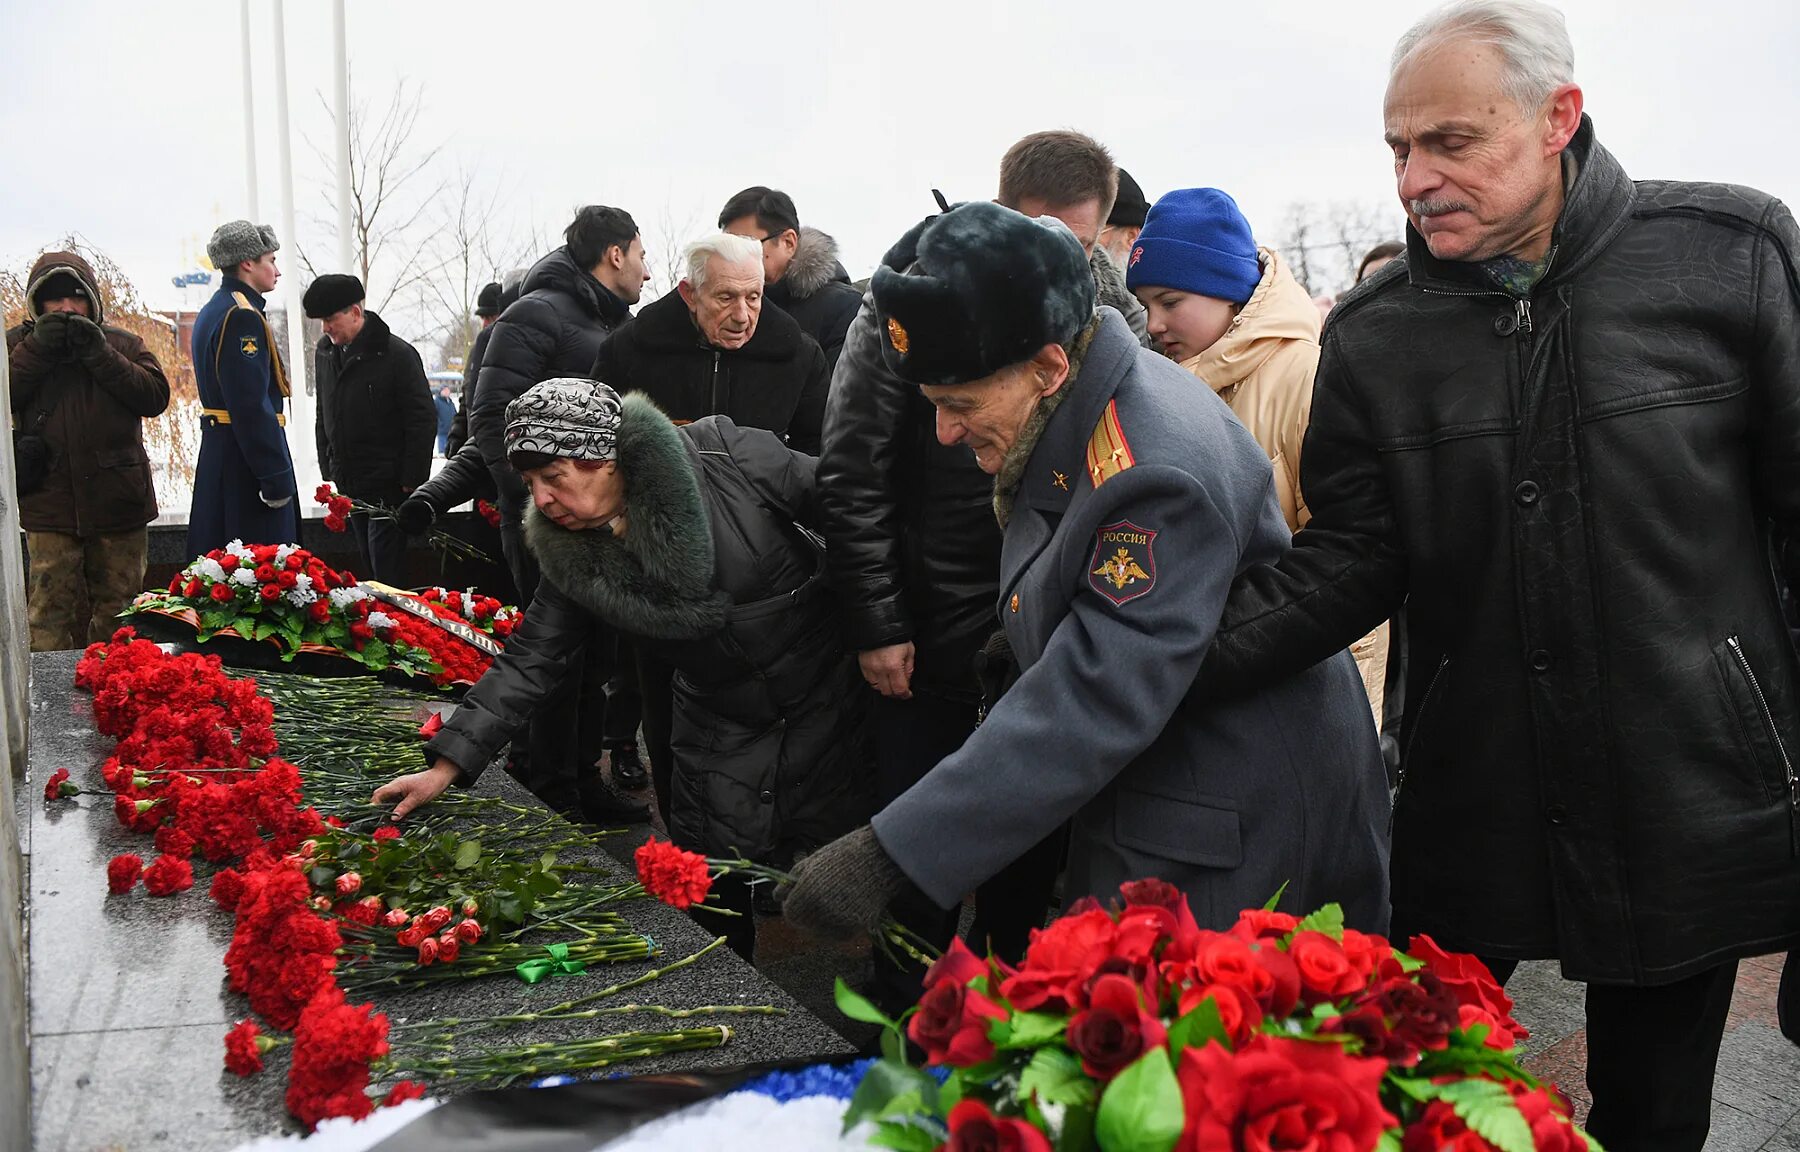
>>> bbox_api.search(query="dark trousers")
[691,870,756,961]
[347,501,406,586]
[1468,954,1738,1152]
[605,635,644,751]
[867,690,1063,1015]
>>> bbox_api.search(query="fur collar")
[522,393,729,639]
[993,317,1099,527]
[781,226,850,298]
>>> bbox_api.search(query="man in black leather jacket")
[1197,7,1800,1150]
[817,129,1147,1011]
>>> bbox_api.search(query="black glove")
[65,314,108,363]
[395,496,436,535]
[31,312,71,357]
[973,629,1020,717]
[779,825,911,939]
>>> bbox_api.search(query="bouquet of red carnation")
[843,880,1600,1152]
[414,586,521,639]
[314,483,490,562]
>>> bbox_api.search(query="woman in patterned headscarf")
[373,378,868,961]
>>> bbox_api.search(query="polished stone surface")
[25,650,851,1150]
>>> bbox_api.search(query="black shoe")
[609,745,649,791]
[577,777,650,825]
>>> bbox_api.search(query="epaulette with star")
[1085,399,1135,488]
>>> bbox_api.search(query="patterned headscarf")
[504,379,623,462]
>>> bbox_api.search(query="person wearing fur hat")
[1128,187,1390,724]
[719,186,863,371]
[304,273,436,584]
[782,202,1390,945]
[187,219,298,555]
[370,378,869,961]
[6,248,171,650]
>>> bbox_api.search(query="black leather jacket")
[1204,117,1800,984]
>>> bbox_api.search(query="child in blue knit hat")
[1127,187,1390,725]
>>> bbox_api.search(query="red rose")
[143,853,195,896]
[416,936,440,966]
[1231,908,1301,941]
[224,1019,267,1076]
[1402,1084,1583,1152]
[259,584,282,602]
[1459,1003,1526,1050]
[255,563,277,583]
[925,936,988,990]
[349,621,373,641]
[455,918,483,944]
[396,923,427,948]
[420,906,453,933]
[107,854,144,894]
[1165,931,1301,1019]
[1407,935,1526,1044]
[1177,1034,1395,1152]
[435,933,461,964]
[633,839,713,909]
[344,897,383,926]
[944,1100,1052,1152]
[1326,971,1459,1062]
[908,977,1009,1066]
[1289,931,1367,1003]
[1001,907,1120,1011]
[277,569,298,589]
[1340,928,1400,985]
[210,583,236,603]
[1067,972,1169,1080]
[1176,982,1263,1047]
[285,553,305,571]
[335,871,362,896]
[183,578,203,598]
[382,909,409,929]
[1517,1085,1586,1152]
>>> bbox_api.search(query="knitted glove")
[779,825,911,939]
[65,314,107,362]
[31,312,71,357]
[395,496,436,535]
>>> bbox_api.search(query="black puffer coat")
[768,226,862,372]
[312,309,436,498]
[469,248,630,518]
[1203,117,1800,985]
[592,291,829,455]
[426,395,867,860]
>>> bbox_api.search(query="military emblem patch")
[1089,519,1157,605]
[239,335,260,357]
[886,317,910,355]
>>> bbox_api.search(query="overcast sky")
[4,0,1797,349]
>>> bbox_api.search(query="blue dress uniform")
[870,308,1392,930]
[186,276,300,554]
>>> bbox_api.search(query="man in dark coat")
[7,249,170,650]
[815,129,1146,1011]
[782,203,1388,946]
[373,379,867,961]
[469,207,648,596]
[1193,8,1800,1150]
[305,273,436,584]
[446,279,506,458]
[719,187,863,372]
[434,386,455,455]
[592,232,829,455]
[187,220,299,556]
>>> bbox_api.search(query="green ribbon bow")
[514,942,588,984]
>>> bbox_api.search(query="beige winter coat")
[1178,248,1388,722]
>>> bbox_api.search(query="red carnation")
[1177,1034,1395,1152]
[323,512,348,533]
[153,824,196,858]
[314,484,334,503]
[43,767,76,801]
[633,839,713,909]
[1067,972,1168,1080]
[418,712,444,740]
[210,583,235,603]
[107,854,144,894]
[327,496,352,518]
[383,1080,428,1107]
[373,825,401,842]
[286,984,390,1130]
[224,1019,268,1076]
[143,853,195,896]
[943,1100,1051,1152]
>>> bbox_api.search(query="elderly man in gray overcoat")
[782,202,1390,940]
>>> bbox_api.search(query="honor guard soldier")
[187,220,299,555]
[783,203,1391,938]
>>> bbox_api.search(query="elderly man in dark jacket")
[719,187,863,372]
[592,232,829,455]
[7,249,170,650]
[469,207,648,595]
[373,379,867,961]
[1194,4,1800,1149]
[305,274,435,584]
[782,203,1389,948]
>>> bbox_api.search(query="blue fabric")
[1125,187,1261,305]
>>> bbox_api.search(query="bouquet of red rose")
[840,880,1599,1152]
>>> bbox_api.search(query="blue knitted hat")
[1125,188,1261,305]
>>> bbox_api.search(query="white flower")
[197,557,228,583]
[275,544,299,566]
[367,611,396,630]
[286,587,319,608]
[292,573,313,595]
[328,587,370,609]
[462,587,480,619]
[230,567,258,587]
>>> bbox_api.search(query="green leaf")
[362,637,391,666]
[1393,948,1426,973]
[308,865,335,890]
[1291,903,1345,941]
[1056,1104,1097,1152]
[453,840,482,869]
[843,1060,937,1132]
[1434,1080,1534,1152]
[868,1120,943,1152]
[1093,1048,1183,1152]
[1377,1131,1404,1152]
[1018,1047,1096,1109]
[1261,880,1291,912]
[1166,998,1229,1055]
[835,977,898,1028]
[995,1010,1067,1050]
[538,851,558,871]
[199,608,233,632]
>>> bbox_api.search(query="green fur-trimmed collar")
[522,393,729,639]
